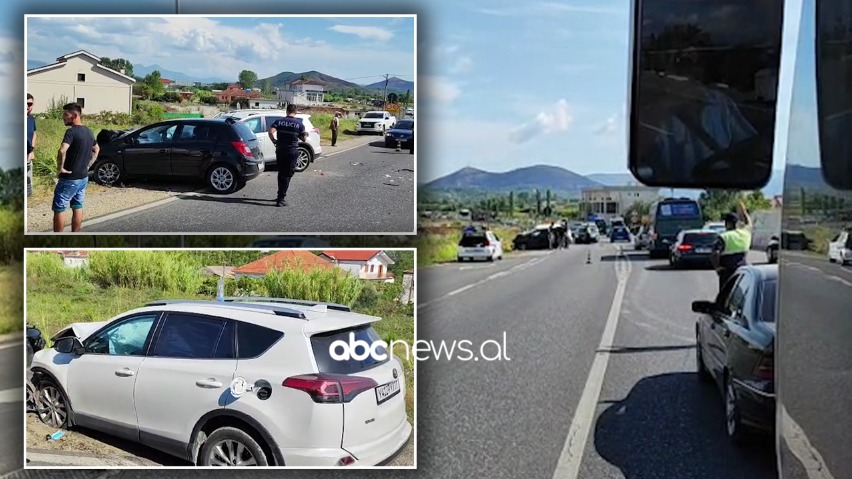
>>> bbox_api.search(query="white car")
[704,221,727,234]
[217,110,323,173]
[457,229,503,261]
[30,298,411,467]
[828,230,852,265]
[356,111,396,134]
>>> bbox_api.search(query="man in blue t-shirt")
[267,104,308,207]
[26,93,36,197]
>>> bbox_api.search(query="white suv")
[216,110,323,173]
[457,228,504,262]
[30,298,411,467]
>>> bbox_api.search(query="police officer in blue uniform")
[268,104,308,207]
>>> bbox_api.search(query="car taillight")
[283,374,378,403]
[677,244,693,251]
[231,141,254,157]
[336,455,356,466]
[754,355,774,380]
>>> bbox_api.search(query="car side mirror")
[55,337,85,355]
[692,300,716,315]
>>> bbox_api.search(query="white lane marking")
[0,388,23,404]
[459,263,496,271]
[419,251,556,309]
[780,405,836,479]
[0,342,22,351]
[552,249,632,479]
[826,275,852,287]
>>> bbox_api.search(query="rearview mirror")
[54,337,84,355]
[692,300,716,314]
[628,0,784,189]
[816,0,852,190]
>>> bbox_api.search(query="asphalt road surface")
[82,140,415,233]
[0,342,24,476]
[8,244,843,478]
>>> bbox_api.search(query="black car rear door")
[170,123,216,177]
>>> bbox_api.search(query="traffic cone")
[396,140,401,151]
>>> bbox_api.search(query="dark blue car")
[610,226,631,242]
[385,119,414,147]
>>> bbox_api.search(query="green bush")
[263,268,363,306]
[25,252,68,280]
[132,101,165,125]
[0,209,24,264]
[87,251,203,294]
[354,282,380,309]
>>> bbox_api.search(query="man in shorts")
[53,103,98,232]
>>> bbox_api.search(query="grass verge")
[0,263,23,334]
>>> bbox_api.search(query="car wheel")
[457,256,463,262]
[37,379,70,429]
[695,334,712,383]
[725,373,748,444]
[199,427,269,466]
[93,159,122,186]
[208,165,238,194]
[294,147,312,172]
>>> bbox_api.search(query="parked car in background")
[217,110,322,173]
[513,225,552,250]
[669,229,719,269]
[29,298,412,467]
[766,235,779,264]
[828,229,852,265]
[91,118,264,194]
[693,265,777,443]
[384,119,414,148]
[704,221,727,234]
[575,223,600,244]
[356,111,396,134]
[458,227,503,261]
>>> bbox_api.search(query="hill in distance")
[424,165,602,197]
[258,70,362,89]
[133,64,229,84]
[361,76,414,92]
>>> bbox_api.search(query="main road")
[81,139,414,234]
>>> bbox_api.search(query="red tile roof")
[319,250,382,262]
[234,251,334,276]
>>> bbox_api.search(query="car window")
[716,274,741,309]
[243,117,264,134]
[176,124,212,142]
[760,279,777,323]
[86,314,158,356]
[237,322,283,359]
[459,235,488,247]
[136,124,177,144]
[151,313,231,359]
[311,325,389,374]
[230,121,257,143]
[725,274,751,321]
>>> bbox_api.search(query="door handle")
[115,368,135,377]
[196,378,223,389]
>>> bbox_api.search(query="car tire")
[36,379,71,429]
[294,146,312,173]
[457,256,463,262]
[207,165,238,194]
[93,159,122,186]
[199,426,269,467]
[724,373,748,444]
[695,334,712,383]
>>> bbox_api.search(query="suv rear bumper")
[279,420,412,466]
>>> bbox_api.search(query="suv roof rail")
[222,297,351,312]
[145,299,307,319]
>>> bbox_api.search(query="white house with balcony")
[277,80,325,106]
[318,250,395,283]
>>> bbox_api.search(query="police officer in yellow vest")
[711,201,752,290]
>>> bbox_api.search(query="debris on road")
[46,430,64,441]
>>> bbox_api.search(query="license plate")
[258,162,265,172]
[696,248,711,253]
[375,379,400,405]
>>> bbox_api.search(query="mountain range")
[424,165,790,198]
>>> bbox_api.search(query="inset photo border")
[23,247,416,469]
[24,14,416,235]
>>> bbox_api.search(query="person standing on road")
[331,112,340,147]
[53,103,98,233]
[268,104,308,207]
[26,93,36,198]
[711,200,753,290]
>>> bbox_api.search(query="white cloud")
[595,115,619,135]
[329,25,393,41]
[421,76,462,104]
[450,56,473,74]
[508,99,573,143]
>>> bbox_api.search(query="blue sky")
[1,0,811,182]
[25,16,414,84]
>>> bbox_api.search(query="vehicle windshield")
[364,112,384,119]
[395,121,414,130]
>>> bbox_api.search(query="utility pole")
[382,74,389,110]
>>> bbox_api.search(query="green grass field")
[0,264,23,335]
